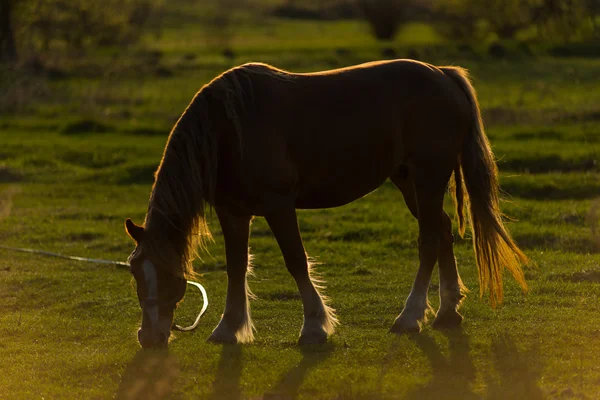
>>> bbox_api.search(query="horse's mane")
[137,63,288,278]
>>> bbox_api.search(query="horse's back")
[217,60,471,211]
[240,59,470,144]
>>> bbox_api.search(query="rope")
[0,244,208,332]
[0,244,130,267]
[173,280,208,332]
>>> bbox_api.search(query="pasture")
[1,6,599,399]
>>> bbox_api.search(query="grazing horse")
[125,60,528,348]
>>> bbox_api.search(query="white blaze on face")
[142,259,159,327]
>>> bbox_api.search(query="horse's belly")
[294,174,389,209]
[292,142,398,209]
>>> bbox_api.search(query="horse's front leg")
[265,206,338,344]
[208,208,255,344]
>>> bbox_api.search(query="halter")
[140,260,208,332]
[0,245,208,332]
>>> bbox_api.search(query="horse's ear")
[125,218,144,243]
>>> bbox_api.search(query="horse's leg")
[265,206,338,344]
[390,169,446,333]
[432,212,466,329]
[208,207,254,344]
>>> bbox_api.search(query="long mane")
[137,63,292,278]
[139,65,258,278]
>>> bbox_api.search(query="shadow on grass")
[115,349,179,400]
[499,156,598,174]
[514,232,599,254]
[263,343,335,400]
[485,333,544,400]
[501,180,600,200]
[209,344,244,400]
[402,330,543,400]
[404,330,478,400]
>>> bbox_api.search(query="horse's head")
[125,218,187,349]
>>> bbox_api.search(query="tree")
[1,0,163,62]
[358,0,407,41]
[434,0,597,43]
[0,0,18,62]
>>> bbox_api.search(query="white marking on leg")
[391,285,433,333]
[142,259,159,327]
[298,260,338,343]
[404,288,429,319]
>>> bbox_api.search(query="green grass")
[1,10,600,400]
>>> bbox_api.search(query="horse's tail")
[441,67,529,306]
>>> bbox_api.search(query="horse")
[124,59,529,349]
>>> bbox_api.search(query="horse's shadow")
[401,329,543,400]
[208,342,333,400]
[485,332,544,400]
[115,349,179,400]
[263,343,335,400]
[208,344,244,400]
[403,330,478,400]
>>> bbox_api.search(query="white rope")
[173,280,209,332]
[0,244,130,267]
[0,244,208,331]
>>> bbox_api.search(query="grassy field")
[1,8,600,400]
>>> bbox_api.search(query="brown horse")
[125,60,528,348]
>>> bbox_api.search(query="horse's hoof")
[299,329,328,345]
[432,310,463,329]
[207,328,238,344]
[390,316,422,334]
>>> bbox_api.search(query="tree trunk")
[0,0,18,62]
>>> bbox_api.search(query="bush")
[357,0,407,41]
[432,0,482,42]
[484,0,536,40]
[434,0,599,43]
[201,0,250,51]
[13,0,163,55]
[531,0,595,42]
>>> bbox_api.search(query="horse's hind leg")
[433,212,466,329]
[389,169,446,333]
[265,205,338,344]
[208,207,254,344]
